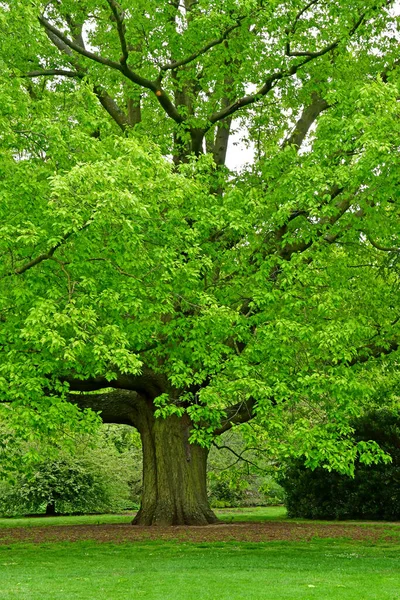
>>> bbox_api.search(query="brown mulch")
[0,521,399,545]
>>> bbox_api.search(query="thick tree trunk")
[133,412,219,526]
[67,386,220,525]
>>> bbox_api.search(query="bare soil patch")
[0,520,399,545]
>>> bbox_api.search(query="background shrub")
[0,425,142,516]
[279,410,400,520]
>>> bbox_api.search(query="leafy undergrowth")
[1,540,400,599]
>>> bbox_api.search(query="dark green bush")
[279,410,400,520]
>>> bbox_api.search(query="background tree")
[0,0,399,524]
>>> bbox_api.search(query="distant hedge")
[279,410,400,520]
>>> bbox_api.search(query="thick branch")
[68,389,143,426]
[63,369,168,400]
[127,98,142,126]
[147,84,185,123]
[283,92,329,149]
[93,85,130,130]
[213,118,232,166]
[214,397,257,435]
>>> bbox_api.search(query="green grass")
[0,513,132,529]
[217,505,287,522]
[2,505,399,529]
[0,506,286,529]
[1,508,400,599]
[1,540,400,599]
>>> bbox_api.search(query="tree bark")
[133,411,218,526]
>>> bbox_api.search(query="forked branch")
[209,8,369,126]
[38,15,184,124]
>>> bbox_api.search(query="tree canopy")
[0,0,399,523]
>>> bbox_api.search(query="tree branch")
[208,8,369,126]
[93,85,130,131]
[285,9,366,58]
[33,18,131,131]
[22,69,82,78]
[347,340,399,366]
[283,92,329,149]
[38,15,184,124]
[38,15,122,70]
[5,222,91,277]
[212,441,267,472]
[366,235,399,253]
[105,0,129,64]
[160,19,243,71]
[63,369,168,401]
[68,389,143,426]
[214,397,258,435]
[290,0,321,33]
[278,187,347,260]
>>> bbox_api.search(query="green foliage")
[207,430,285,507]
[279,410,400,520]
[208,470,249,508]
[0,425,142,516]
[0,0,399,489]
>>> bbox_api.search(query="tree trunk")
[133,412,219,526]
[67,387,220,526]
[45,501,56,516]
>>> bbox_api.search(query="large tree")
[0,0,399,524]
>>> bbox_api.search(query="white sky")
[226,126,255,172]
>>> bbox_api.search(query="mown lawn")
[1,539,400,599]
[0,506,286,529]
[1,509,399,599]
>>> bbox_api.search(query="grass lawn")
[0,506,286,529]
[1,539,400,599]
[1,509,400,599]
